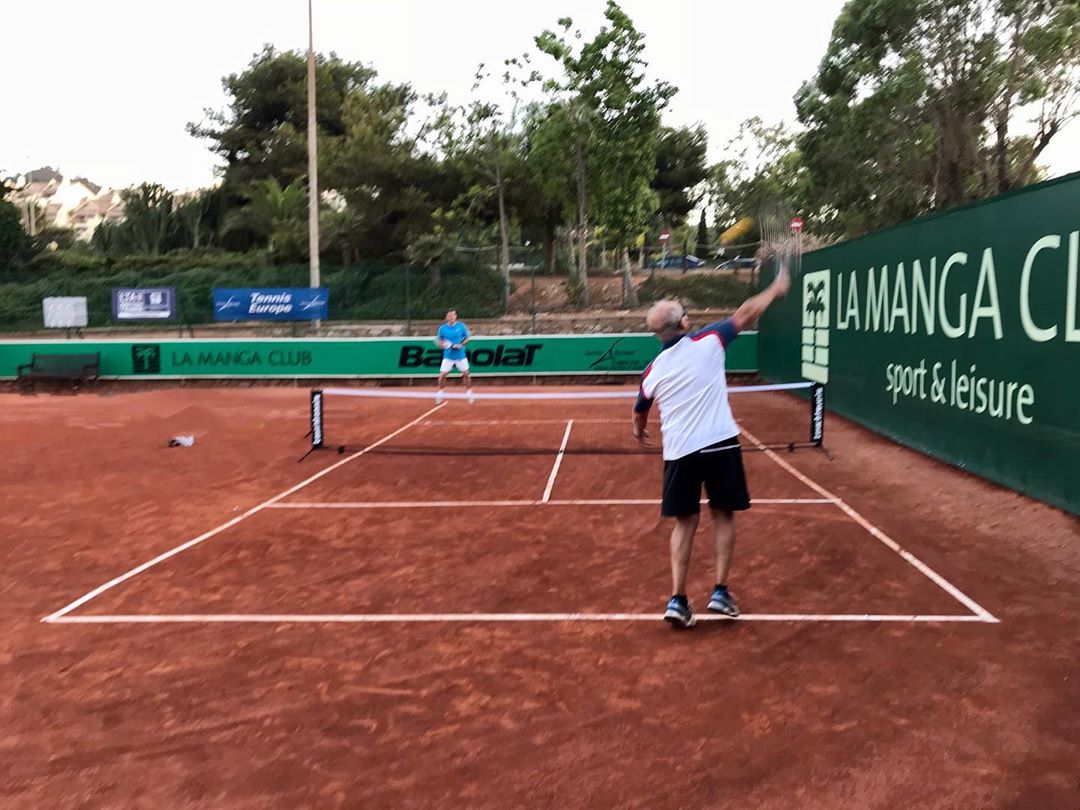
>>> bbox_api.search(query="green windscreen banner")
[759,172,1080,515]
[0,331,758,379]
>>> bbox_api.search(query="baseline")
[266,498,836,509]
[48,612,990,625]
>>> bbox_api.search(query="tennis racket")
[757,204,803,285]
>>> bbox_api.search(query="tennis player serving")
[634,266,790,628]
[435,309,474,404]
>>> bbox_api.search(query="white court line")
[740,427,999,624]
[266,498,836,509]
[541,421,574,503]
[545,498,835,506]
[418,419,613,426]
[48,612,989,625]
[40,404,444,624]
[270,500,536,509]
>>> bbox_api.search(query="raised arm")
[730,265,791,333]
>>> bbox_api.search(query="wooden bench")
[17,353,101,390]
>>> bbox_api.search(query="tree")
[405,206,473,286]
[524,100,587,281]
[522,103,575,274]
[536,22,602,304]
[223,177,308,260]
[189,45,375,190]
[536,2,674,305]
[711,118,811,237]
[0,197,27,273]
[327,85,464,261]
[695,210,709,259]
[653,126,709,227]
[118,183,175,256]
[447,61,532,308]
[175,191,214,249]
[796,0,1080,236]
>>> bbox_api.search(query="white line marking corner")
[740,427,999,624]
[40,404,445,623]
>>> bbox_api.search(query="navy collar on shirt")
[661,332,688,350]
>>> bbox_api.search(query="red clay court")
[3,384,1078,807]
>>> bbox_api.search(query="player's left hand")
[633,427,653,447]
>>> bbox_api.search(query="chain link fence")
[0,242,760,335]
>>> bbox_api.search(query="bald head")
[646,300,688,340]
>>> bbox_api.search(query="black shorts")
[661,436,751,517]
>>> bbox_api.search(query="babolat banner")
[212,287,329,321]
[0,333,758,379]
[759,171,1080,515]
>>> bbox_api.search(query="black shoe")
[707,586,740,617]
[663,597,697,629]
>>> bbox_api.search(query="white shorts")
[440,358,470,374]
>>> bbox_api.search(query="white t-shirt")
[636,320,740,460]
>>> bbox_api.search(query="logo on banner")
[802,270,830,383]
[113,288,177,321]
[398,343,543,368]
[212,288,329,321]
[132,344,162,374]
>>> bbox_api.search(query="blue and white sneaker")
[707,586,740,617]
[663,597,697,629]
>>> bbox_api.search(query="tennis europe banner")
[212,288,329,321]
[759,171,1080,515]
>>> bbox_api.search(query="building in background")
[6,167,125,240]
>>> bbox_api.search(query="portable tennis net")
[306,382,825,457]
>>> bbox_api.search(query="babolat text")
[398,344,543,368]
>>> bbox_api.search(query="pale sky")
[2,0,1077,191]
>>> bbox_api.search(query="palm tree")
[223,178,308,259]
[119,183,174,255]
[175,191,213,249]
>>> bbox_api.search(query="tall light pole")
[306,0,321,327]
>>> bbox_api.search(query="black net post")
[310,389,324,449]
[811,383,825,446]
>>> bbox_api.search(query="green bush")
[638,272,752,309]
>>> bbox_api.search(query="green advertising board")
[0,331,758,379]
[759,172,1080,516]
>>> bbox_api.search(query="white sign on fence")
[42,297,89,328]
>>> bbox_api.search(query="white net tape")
[319,382,814,401]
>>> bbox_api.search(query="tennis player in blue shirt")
[436,309,474,404]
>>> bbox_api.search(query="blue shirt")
[438,322,470,360]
